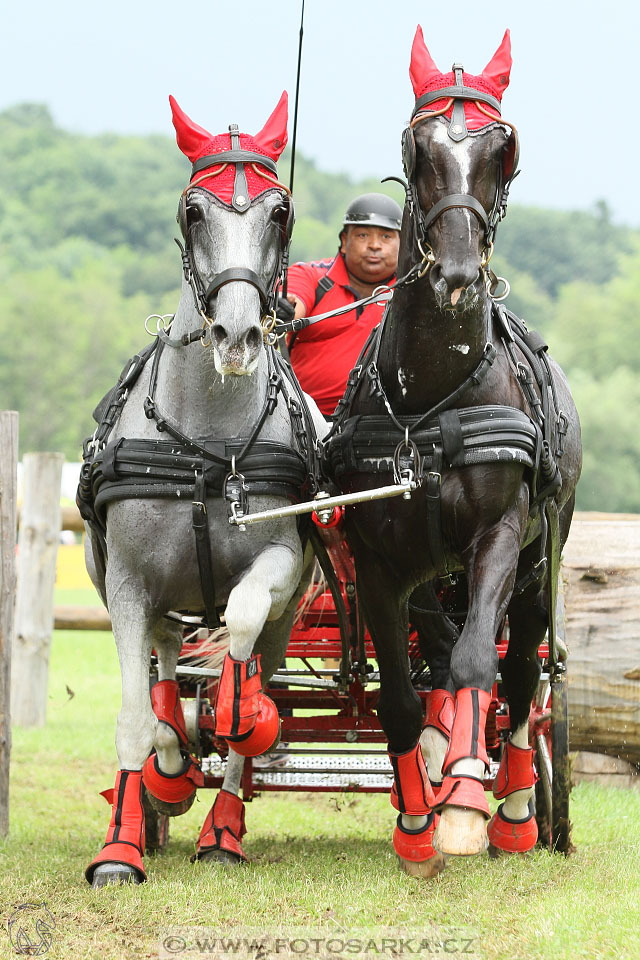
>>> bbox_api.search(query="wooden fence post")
[11,452,64,728]
[0,411,18,836]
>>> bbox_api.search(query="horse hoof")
[488,843,507,859]
[91,863,142,888]
[144,790,196,818]
[397,853,446,879]
[197,848,245,867]
[433,806,488,856]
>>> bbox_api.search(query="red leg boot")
[488,741,538,853]
[421,688,454,789]
[150,679,189,747]
[389,743,444,877]
[214,654,279,757]
[86,770,146,886]
[142,680,204,815]
[142,752,204,816]
[192,789,247,864]
[435,688,492,818]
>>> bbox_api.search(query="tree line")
[2,103,638,511]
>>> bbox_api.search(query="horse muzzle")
[211,321,263,376]
[429,258,482,314]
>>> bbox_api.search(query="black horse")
[326,29,581,875]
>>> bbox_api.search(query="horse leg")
[355,555,444,879]
[214,542,302,756]
[409,582,456,787]
[434,505,527,857]
[195,549,312,867]
[487,541,548,854]
[86,597,158,887]
[142,621,204,818]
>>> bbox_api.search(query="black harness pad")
[326,405,539,481]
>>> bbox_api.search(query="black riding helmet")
[342,193,402,232]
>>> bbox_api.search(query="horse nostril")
[212,323,227,348]
[245,327,262,353]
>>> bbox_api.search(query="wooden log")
[572,751,640,789]
[0,412,18,836]
[54,606,112,631]
[12,453,64,728]
[17,503,84,533]
[60,504,84,533]
[563,511,640,766]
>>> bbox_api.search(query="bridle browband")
[402,64,519,265]
[175,123,293,342]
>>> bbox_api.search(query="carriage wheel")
[142,785,170,854]
[534,663,573,855]
[534,668,572,854]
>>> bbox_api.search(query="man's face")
[340,225,400,284]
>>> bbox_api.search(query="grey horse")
[81,93,326,886]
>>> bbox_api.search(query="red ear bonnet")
[252,91,288,161]
[409,27,511,129]
[409,26,441,96]
[169,92,288,203]
[169,95,213,163]
[481,31,512,94]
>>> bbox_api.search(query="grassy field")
[2,593,640,960]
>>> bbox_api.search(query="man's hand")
[287,294,307,321]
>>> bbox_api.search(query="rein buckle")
[224,470,249,531]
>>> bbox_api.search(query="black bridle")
[401,65,519,258]
[175,124,294,334]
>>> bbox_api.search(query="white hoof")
[433,806,488,856]
[397,852,446,879]
[91,863,142,887]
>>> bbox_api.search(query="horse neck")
[154,281,269,440]
[379,276,492,412]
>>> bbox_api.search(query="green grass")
[2,624,640,960]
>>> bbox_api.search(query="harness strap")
[203,267,269,312]
[313,274,335,307]
[144,343,284,468]
[412,86,502,119]
[421,193,489,234]
[425,445,448,578]
[192,468,221,629]
[191,150,277,178]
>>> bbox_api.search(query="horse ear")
[169,95,213,162]
[481,29,512,93]
[253,91,288,160]
[409,25,442,96]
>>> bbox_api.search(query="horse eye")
[186,204,204,226]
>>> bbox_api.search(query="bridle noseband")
[175,123,293,342]
[401,64,520,266]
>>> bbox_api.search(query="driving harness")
[324,71,566,611]
[77,137,314,629]
[325,301,566,595]
[77,339,317,629]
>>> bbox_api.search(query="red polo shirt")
[287,253,392,415]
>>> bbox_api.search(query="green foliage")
[1,102,639,512]
[497,201,633,297]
